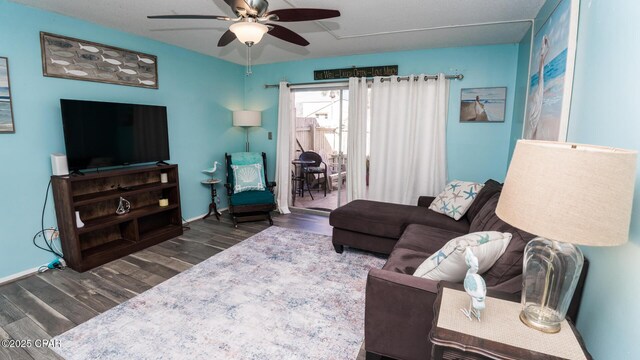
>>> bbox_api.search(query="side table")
[201,178,221,221]
[430,282,592,360]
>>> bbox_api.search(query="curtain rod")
[264,73,463,88]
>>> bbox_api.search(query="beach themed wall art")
[40,32,158,89]
[460,87,507,122]
[0,57,15,133]
[524,0,579,141]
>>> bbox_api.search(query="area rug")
[53,226,386,360]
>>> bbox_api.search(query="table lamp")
[233,110,262,152]
[496,140,637,333]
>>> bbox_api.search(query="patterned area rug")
[53,226,385,359]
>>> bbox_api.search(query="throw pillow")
[413,231,512,282]
[429,180,485,220]
[231,163,265,193]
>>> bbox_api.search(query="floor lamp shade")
[233,110,262,127]
[497,140,637,333]
[233,110,262,152]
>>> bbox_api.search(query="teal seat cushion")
[230,190,275,206]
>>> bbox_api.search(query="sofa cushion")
[394,224,465,254]
[330,200,470,239]
[382,224,464,275]
[413,231,512,282]
[470,193,536,286]
[466,179,503,223]
[382,248,430,275]
[230,190,274,206]
[428,180,485,220]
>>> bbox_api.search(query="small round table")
[201,178,221,220]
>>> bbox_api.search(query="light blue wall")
[508,26,532,162]
[0,0,244,279]
[566,0,640,358]
[244,45,520,184]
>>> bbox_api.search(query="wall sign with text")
[314,65,398,80]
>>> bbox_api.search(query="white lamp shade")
[233,110,262,127]
[496,140,637,247]
[229,22,268,45]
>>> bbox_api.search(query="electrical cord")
[181,217,191,231]
[32,180,64,258]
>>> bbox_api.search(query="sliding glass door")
[291,87,349,211]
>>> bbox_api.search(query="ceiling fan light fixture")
[230,21,268,45]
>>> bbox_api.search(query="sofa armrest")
[417,196,435,207]
[365,269,439,360]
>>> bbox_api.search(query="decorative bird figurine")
[460,247,487,322]
[202,161,220,177]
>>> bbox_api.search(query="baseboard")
[0,267,40,286]
[183,207,229,224]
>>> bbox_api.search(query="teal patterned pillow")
[429,180,485,220]
[231,163,265,193]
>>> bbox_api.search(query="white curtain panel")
[346,77,369,203]
[368,74,449,205]
[274,81,294,214]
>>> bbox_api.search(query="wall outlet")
[268,132,273,140]
[44,228,59,240]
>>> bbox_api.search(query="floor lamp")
[233,110,262,152]
[496,140,637,333]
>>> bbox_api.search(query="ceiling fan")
[148,0,341,48]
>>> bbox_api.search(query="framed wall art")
[460,87,507,122]
[40,32,158,89]
[524,0,580,141]
[0,57,15,133]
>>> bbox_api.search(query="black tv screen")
[60,99,170,170]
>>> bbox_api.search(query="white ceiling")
[10,0,545,65]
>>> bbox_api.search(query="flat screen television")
[60,99,170,171]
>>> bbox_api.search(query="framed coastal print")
[0,57,15,133]
[524,0,580,141]
[40,32,158,89]
[460,87,507,122]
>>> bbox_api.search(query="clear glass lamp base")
[520,237,584,333]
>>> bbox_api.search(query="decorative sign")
[40,32,158,89]
[314,65,398,80]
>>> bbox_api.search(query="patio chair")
[224,152,276,227]
[299,151,328,197]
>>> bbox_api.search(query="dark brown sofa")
[329,180,588,360]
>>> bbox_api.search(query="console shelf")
[52,164,183,272]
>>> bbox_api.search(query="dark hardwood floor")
[0,211,339,360]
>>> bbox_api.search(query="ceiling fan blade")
[217,30,237,47]
[148,15,231,20]
[267,9,340,22]
[267,24,309,46]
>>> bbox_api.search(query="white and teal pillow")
[428,180,485,220]
[231,163,265,193]
[413,231,512,282]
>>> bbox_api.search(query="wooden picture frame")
[460,87,507,123]
[0,56,15,133]
[40,32,158,89]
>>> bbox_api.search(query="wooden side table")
[430,282,592,360]
[201,178,221,221]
